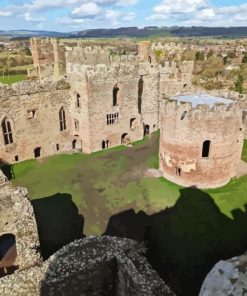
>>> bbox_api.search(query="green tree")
[234,74,244,94]
[195,51,205,61]
[207,50,214,59]
[242,53,247,64]
[223,56,228,65]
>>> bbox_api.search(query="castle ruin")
[0,38,193,164]
[0,38,245,188]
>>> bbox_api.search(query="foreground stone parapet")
[159,94,244,188]
[0,236,175,296]
[199,251,247,296]
[0,183,41,272]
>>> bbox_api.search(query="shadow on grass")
[0,160,15,180]
[32,193,85,260]
[104,187,247,296]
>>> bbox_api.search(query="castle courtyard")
[8,133,247,237]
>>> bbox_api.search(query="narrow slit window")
[76,94,81,107]
[113,84,119,106]
[59,107,66,131]
[202,140,211,158]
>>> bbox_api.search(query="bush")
[195,51,205,61]
[234,74,244,94]
[242,54,247,64]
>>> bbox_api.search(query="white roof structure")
[171,94,234,107]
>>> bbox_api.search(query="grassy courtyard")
[11,133,247,235]
[0,74,27,84]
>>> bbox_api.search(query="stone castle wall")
[67,61,165,152]
[159,61,194,96]
[30,38,66,80]
[159,98,243,188]
[0,183,41,271]
[0,236,175,296]
[0,80,78,163]
[1,39,196,167]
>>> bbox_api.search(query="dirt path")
[79,133,159,235]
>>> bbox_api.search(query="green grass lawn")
[0,74,27,84]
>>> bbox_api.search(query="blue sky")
[0,0,247,32]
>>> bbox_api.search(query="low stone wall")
[0,236,175,296]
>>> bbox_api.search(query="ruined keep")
[0,38,194,163]
[30,38,66,80]
[159,95,244,188]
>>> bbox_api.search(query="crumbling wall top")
[0,79,70,99]
[0,236,175,296]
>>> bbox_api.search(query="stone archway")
[144,125,150,136]
[0,233,18,278]
[34,147,41,158]
[121,133,128,144]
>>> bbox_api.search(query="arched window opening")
[181,111,187,120]
[34,147,41,158]
[130,118,136,130]
[72,140,77,150]
[1,118,13,145]
[113,84,119,107]
[176,167,181,176]
[59,107,66,131]
[144,124,150,136]
[0,234,17,277]
[138,77,144,114]
[148,56,152,63]
[202,140,211,158]
[121,133,128,144]
[102,140,109,150]
[76,93,81,108]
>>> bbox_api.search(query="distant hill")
[0,30,69,39]
[2,27,247,40]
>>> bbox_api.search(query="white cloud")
[196,8,215,20]
[116,0,138,7]
[105,9,121,26]
[24,12,45,22]
[71,2,102,18]
[122,11,135,21]
[153,0,207,14]
[148,0,247,26]
[0,10,13,17]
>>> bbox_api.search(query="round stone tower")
[159,94,244,188]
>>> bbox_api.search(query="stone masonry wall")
[0,236,175,296]
[0,183,41,270]
[0,80,76,163]
[30,38,66,80]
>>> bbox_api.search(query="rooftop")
[171,94,234,107]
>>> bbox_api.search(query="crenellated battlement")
[67,62,140,81]
[66,45,139,66]
[0,79,70,99]
[162,94,239,114]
